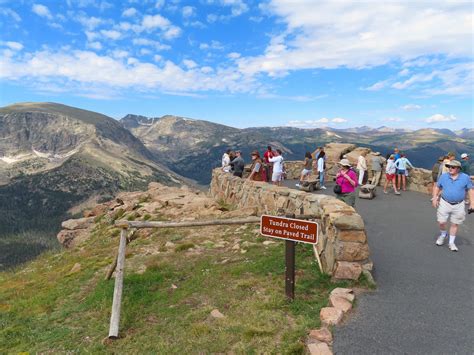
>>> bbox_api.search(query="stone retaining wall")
[210,170,372,280]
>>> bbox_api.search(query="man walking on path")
[370,152,384,186]
[432,160,474,252]
[357,151,368,186]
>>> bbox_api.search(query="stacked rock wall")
[210,170,372,280]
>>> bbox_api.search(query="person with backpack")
[334,159,358,207]
[247,150,266,181]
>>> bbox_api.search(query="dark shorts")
[397,169,406,175]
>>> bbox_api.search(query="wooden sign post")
[260,215,318,300]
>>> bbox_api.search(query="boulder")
[210,309,225,319]
[329,294,352,313]
[308,342,333,355]
[61,217,95,230]
[320,307,343,326]
[309,327,333,343]
[337,230,367,243]
[57,229,89,248]
[335,241,370,261]
[333,261,362,280]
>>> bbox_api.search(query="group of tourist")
[221,146,286,186]
[296,147,327,189]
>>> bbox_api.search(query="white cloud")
[0,49,259,95]
[111,50,129,58]
[286,117,347,128]
[100,29,122,40]
[163,26,181,40]
[401,104,421,111]
[155,0,165,9]
[142,14,171,30]
[183,59,197,69]
[132,38,171,50]
[32,4,53,19]
[4,41,23,51]
[182,6,195,18]
[228,52,241,59]
[398,68,410,76]
[425,114,456,123]
[199,40,224,50]
[85,31,99,41]
[0,8,21,22]
[87,41,102,50]
[237,2,472,77]
[364,80,387,91]
[77,15,105,30]
[153,54,162,62]
[382,117,404,122]
[205,0,249,22]
[122,7,137,17]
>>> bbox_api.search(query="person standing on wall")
[370,152,384,186]
[432,160,474,252]
[357,151,368,186]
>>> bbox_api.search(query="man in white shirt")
[269,149,284,186]
[357,152,368,185]
[222,149,231,172]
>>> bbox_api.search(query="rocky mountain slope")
[0,103,185,268]
[121,114,473,184]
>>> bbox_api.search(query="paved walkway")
[283,180,474,354]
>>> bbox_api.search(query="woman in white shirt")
[357,152,368,185]
[317,151,327,189]
[269,149,284,186]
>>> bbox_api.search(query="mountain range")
[0,102,472,268]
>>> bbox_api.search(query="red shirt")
[264,150,274,163]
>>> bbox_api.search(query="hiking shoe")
[435,235,445,246]
[448,243,458,252]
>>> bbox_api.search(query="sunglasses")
[446,165,459,169]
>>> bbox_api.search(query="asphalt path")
[282,179,474,354]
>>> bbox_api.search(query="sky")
[0,0,473,130]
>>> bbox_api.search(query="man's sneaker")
[395,191,401,195]
[435,235,445,246]
[448,243,458,252]
[321,186,327,190]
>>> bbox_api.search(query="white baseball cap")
[461,153,469,159]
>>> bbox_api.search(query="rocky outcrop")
[56,182,238,248]
[210,169,372,279]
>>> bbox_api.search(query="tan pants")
[371,170,382,186]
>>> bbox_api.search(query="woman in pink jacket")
[335,159,358,207]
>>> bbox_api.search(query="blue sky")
[0,0,472,130]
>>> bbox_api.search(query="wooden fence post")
[108,227,128,339]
